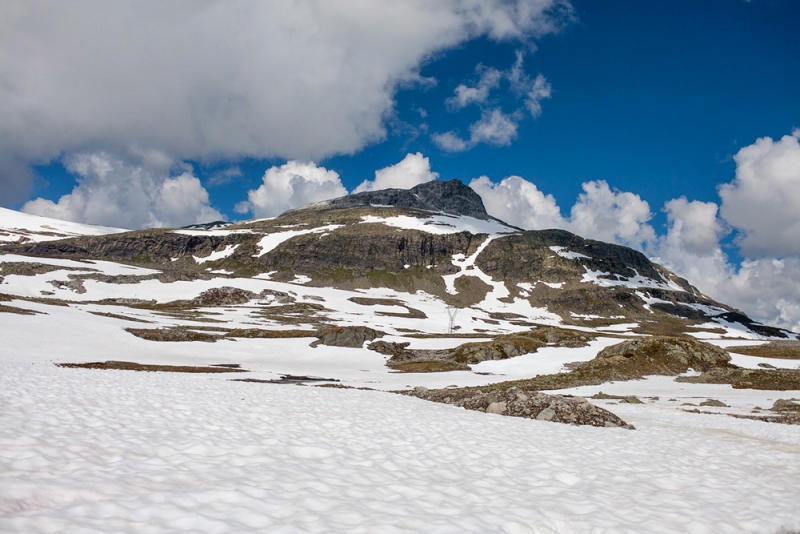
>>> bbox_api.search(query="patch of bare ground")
[400,385,632,428]
[88,311,152,323]
[388,360,470,373]
[402,333,492,339]
[676,367,800,390]
[0,303,42,315]
[0,261,99,276]
[347,297,427,319]
[57,361,247,373]
[728,341,800,359]
[371,327,594,372]
[224,328,315,339]
[125,325,316,342]
[252,302,331,326]
[125,327,221,342]
[477,336,734,391]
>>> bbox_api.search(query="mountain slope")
[3,180,791,339]
[0,207,126,244]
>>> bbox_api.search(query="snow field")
[1,359,799,534]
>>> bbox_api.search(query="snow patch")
[549,246,591,260]
[193,244,239,264]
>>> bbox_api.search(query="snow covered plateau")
[1,195,800,533]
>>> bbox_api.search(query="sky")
[1,0,800,331]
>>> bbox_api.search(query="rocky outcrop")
[306,179,492,220]
[310,326,385,348]
[405,386,632,428]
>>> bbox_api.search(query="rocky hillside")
[2,180,793,338]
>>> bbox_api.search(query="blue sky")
[3,0,800,330]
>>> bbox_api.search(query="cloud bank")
[0,0,573,204]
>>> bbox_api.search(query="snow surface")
[174,229,254,237]
[0,207,126,243]
[194,244,240,264]
[253,225,343,257]
[360,214,517,236]
[582,267,686,292]
[549,246,591,260]
[2,350,800,533]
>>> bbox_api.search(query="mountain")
[3,179,791,339]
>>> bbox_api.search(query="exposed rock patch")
[309,179,493,220]
[311,325,385,348]
[477,337,735,391]
[57,361,246,373]
[676,367,800,390]
[402,386,632,428]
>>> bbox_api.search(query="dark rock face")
[318,179,492,220]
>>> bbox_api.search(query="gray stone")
[486,402,507,414]
[536,407,556,421]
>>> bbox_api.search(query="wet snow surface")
[2,209,800,532]
[2,355,800,534]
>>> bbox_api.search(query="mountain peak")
[308,179,491,219]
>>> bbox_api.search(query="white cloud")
[0,0,573,205]
[719,131,800,258]
[567,181,656,249]
[662,197,727,256]
[446,67,503,110]
[471,176,655,250]
[235,161,347,218]
[435,109,520,152]
[470,109,520,147]
[436,50,552,152]
[353,153,438,193]
[431,132,471,153]
[469,175,564,229]
[649,199,731,298]
[21,152,222,229]
[509,52,552,117]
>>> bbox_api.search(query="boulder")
[311,325,385,348]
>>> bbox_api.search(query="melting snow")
[253,225,343,257]
[360,214,517,236]
[549,245,591,260]
[582,267,686,292]
[193,244,239,264]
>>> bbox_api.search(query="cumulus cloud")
[0,0,574,205]
[235,161,347,218]
[469,175,563,229]
[435,50,552,152]
[446,67,503,110]
[719,131,800,258]
[471,176,655,250]
[21,152,222,229]
[431,132,472,153]
[434,109,520,152]
[353,153,438,193]
[509,52,552,117]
